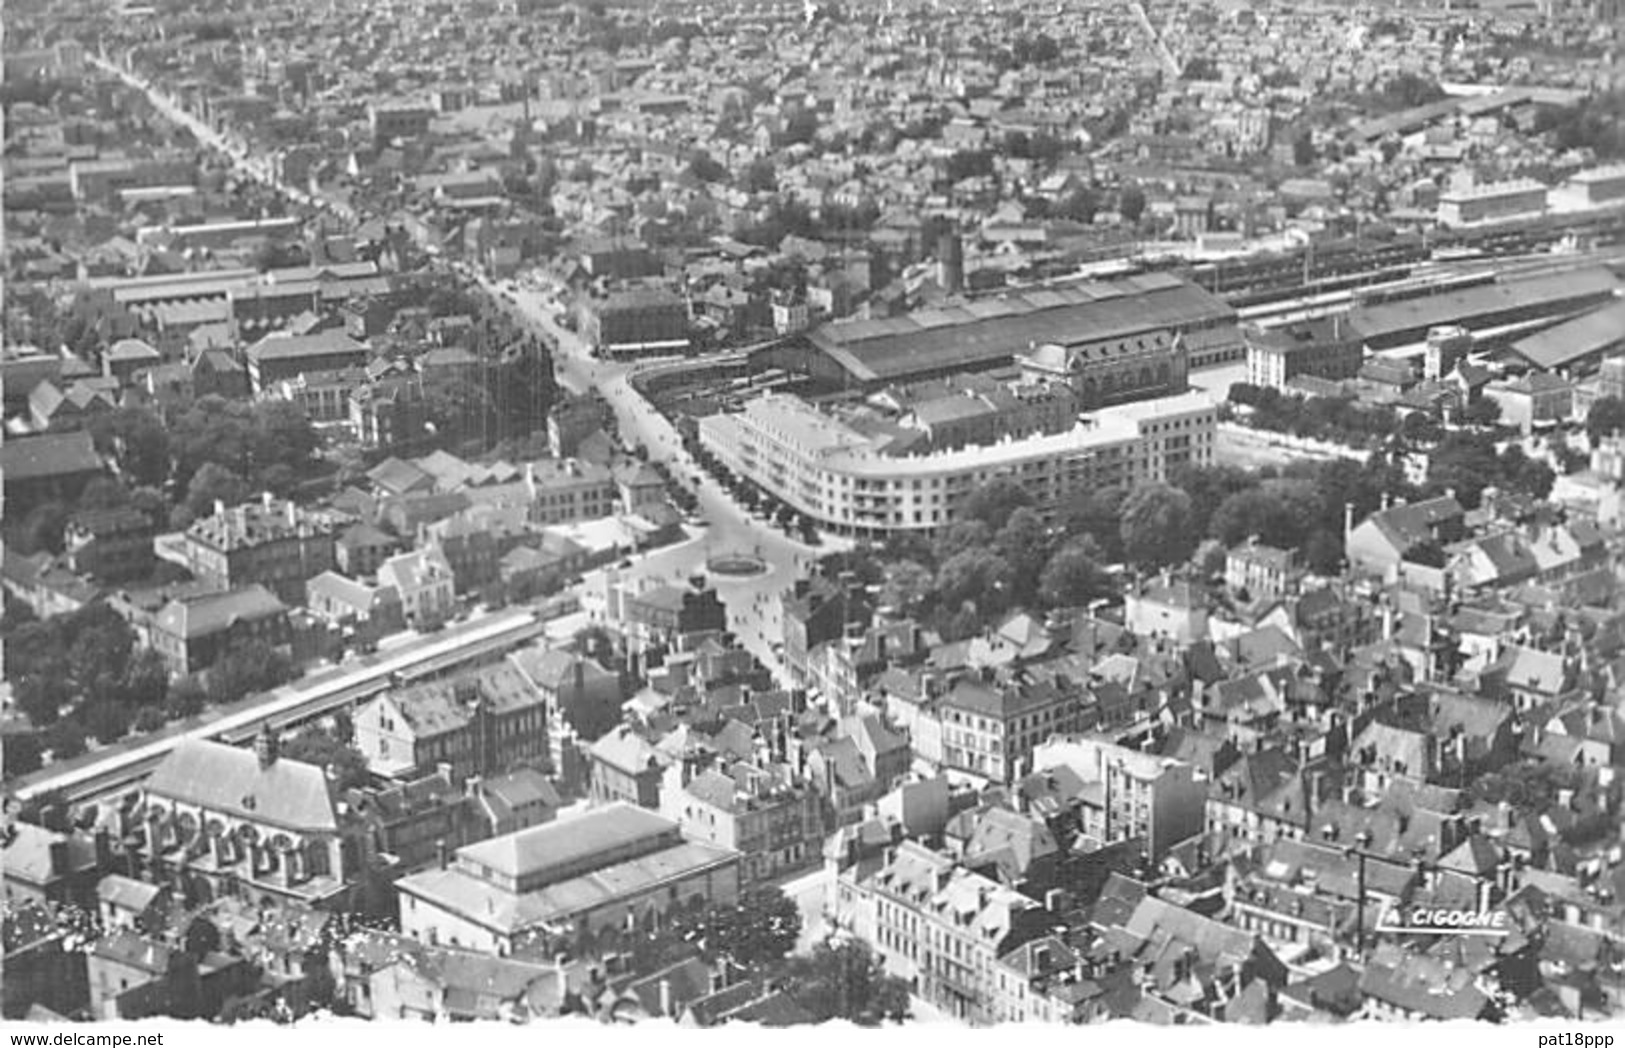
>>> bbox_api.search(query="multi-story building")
[135,731,375,909]
[611,577,729,649]
[700,391,1216,540]
[181,494,341,605]
[523,459,618,524]
[1030,737,1209,860]
[1246,319,1365,390]
[395,804,740,956]
[579,289,690,358]
[350,375,430,451]
[844,841,1043,1024]
[368,103,434,144]
[587,725,670,808]
[1345,495,1466,578]
[64,507,156,582]
[1552,163,1625,208]
[245,330,370,394]
[1484,372,1574,434]
[1017,329,1189,410]
[890,377,1077,452]
[936,672,1086,785]
[1225,539,1296,599]
[376,547,457,629]
[352,664,549,782]
[149,584,291,677]
[779,575,874,685]
[1436,179,1548,226]
[661,764,825,885]
[347,768,474,872]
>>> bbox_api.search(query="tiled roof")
[155,584,287,640]
[0,430,103,481]
[146,738,339,832]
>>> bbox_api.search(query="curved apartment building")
[699,390,1217,539]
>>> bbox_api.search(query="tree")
[782,939,911,1025]
[205,640,293,706]
[1060,485,1126,561]
[935,548,1013,616]
[1038,537,1106,608]
[1302,529,1345,575]
[1208,480,1319,550]
[1120,482,1194,568]
[696,886,801,968]
[1586,396,1625,447]
[77,476,131,512]
[1190,538,1227,578]
[574,624,618,665]
[1461,397,1503,429]
[934,520,993,562]
[166,676,208,719]
[17,501,71,555]
[1181,56,1220,81]
[1292,134,1315,167]
[995,506,1052,604]
[1057,184,1100,224]
[944,149,994,183]
[14,675,71,727]
[42,723,87,762]
[1171,464,1257,539]
[1426,432,1501,509]
[185,462,250,520]
[2,733,43,778]
[1499,445,1555,500]
[82,700,133,745]
[741,157,777,194]
[879,560,935,614]
[686,149,729,184]
[959,478,1033,533]
[1118,183,1147,223]
[282,726,371,790]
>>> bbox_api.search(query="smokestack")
[437,838,450,869]
[658,979,673,1017]
[937,230,964,294]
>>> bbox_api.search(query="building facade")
[700,391,1217,539]
[395,804,740,956]
[181,495,341,605]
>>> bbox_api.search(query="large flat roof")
[455,802,676,882]
[1348,268,1621,344]
[807,275,1232,385]
[400,839,738,933]
[1509,298,1625,370]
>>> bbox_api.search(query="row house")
[352,664,549,783]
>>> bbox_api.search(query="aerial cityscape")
[1,0,1623,1027]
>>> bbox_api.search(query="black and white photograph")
[1,0,1624,1033]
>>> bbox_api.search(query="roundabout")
[706,552,770,577]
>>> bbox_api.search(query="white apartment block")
[699,390,1217,539]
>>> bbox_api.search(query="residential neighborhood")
[3,0,1625,1029]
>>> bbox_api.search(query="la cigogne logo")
[1377,905,1511,935]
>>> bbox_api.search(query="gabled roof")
[0,430,103,481]
[146,738,339,832]
[155,584,287,640]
